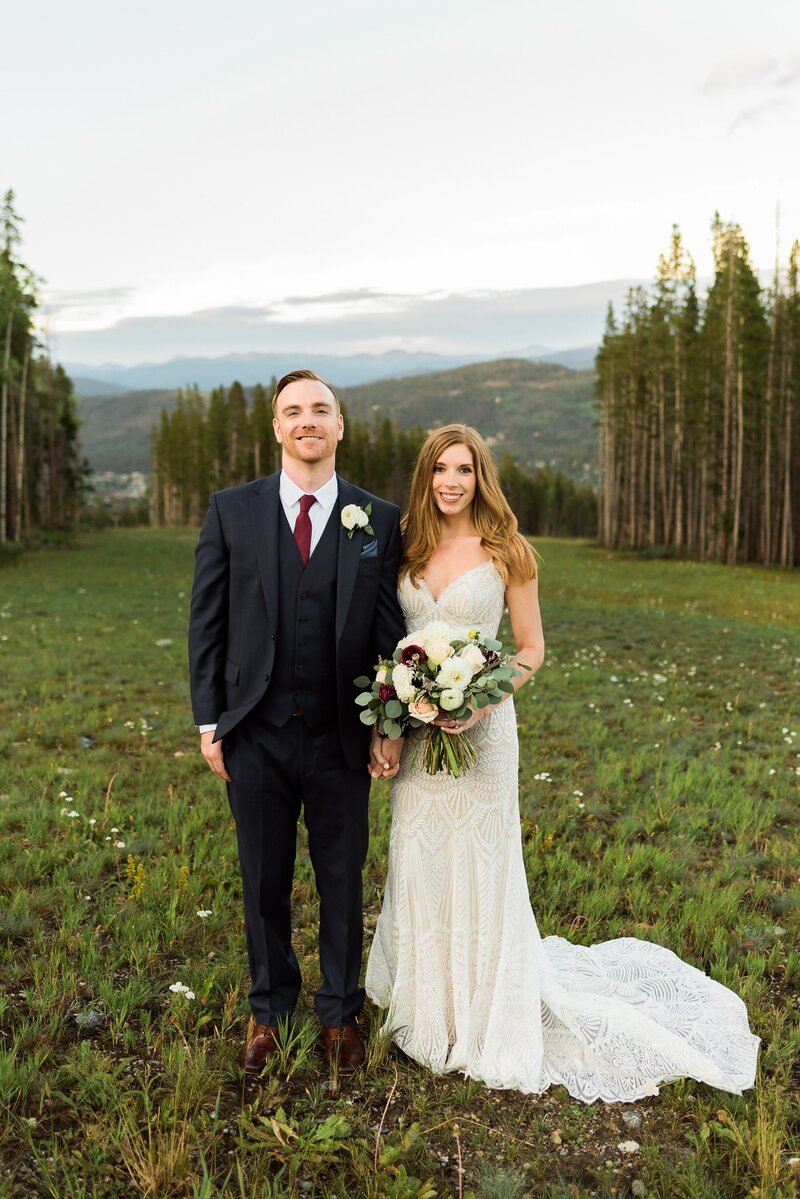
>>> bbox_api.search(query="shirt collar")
[279,470,339,512]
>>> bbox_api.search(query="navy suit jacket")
[188,472,406,770]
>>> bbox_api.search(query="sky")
[4,0,800,364]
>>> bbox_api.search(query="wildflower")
[60,808,80,818]
[169,982,195,999]
[196,909,212,919]
[113,840,126,848]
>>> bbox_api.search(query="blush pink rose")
[408,697,437,724]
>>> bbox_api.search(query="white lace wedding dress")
[365,563,759,1102]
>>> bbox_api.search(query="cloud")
[279,288,407,307]
[43,285,137,314]
[728,97,791,134]
[702,55,780,93]
[776,52,800,87]
[51,279,644,367]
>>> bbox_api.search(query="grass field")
[0,530,798,1198]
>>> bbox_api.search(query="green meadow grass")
[0,529,798,1198]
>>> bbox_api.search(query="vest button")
[299,592,309,600]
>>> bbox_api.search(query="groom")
[188,369,405,1074]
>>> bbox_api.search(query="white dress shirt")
[279,470,339,553]
[198,471,340,733]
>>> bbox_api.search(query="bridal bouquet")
[354,622,520,777]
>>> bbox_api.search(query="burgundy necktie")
[293,494,317,566]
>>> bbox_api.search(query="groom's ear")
[337,412,344,441]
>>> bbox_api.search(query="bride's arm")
[505,571,545,692]
[441,571,545,735]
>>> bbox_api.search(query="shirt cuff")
[198,724,217,734]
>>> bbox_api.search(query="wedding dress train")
[365,562,759,1102]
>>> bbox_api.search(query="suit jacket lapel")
[250,474,281,632]
[335,479,362,644]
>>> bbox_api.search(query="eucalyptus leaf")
[353,675,372,688]
[385,699,403,719]
[359,710,377,725]
[355,693,372,706]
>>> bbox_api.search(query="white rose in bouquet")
[439,688,464,711]
[425,638,453,666]
[390,662,416,702]
[458,644,486,675]
[421,621,452,640]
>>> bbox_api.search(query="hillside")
[75,388,178,473]
[75,359,598,482]
[339,359,598,482]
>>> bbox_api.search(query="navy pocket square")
[360,538,378,559]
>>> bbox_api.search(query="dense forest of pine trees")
[0,191,83,546]
[597,218,799,567]
[150,384,598,538]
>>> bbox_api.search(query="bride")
[365,424,759,1102]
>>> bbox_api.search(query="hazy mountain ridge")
[67,344,596,392]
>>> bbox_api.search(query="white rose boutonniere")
[341,502,374,539]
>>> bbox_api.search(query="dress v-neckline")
[419,559,495,605]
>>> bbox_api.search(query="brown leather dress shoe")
[323,1023,365,1074]
[240,1023,280,1075]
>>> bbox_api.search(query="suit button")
[264,673,270,682]
[298,616,307,623]
[300,592,309,600]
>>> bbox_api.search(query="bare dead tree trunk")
[730,328,744,565]
[673,336,684,551]
[0,310,11,543]
[14,337,29,542]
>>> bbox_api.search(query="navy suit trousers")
[225,710,370,1027]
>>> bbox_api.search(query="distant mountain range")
[76,356,599,481]
[68,345,597,394]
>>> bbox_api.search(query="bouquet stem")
[421,727,478,777]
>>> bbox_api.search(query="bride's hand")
[435,708,484,736]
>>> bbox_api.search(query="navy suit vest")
[257,505,340,729]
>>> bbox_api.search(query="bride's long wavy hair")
[399,424,537,587]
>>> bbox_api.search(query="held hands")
[200,730,231,782]
[369,728,404,780]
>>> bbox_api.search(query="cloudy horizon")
[5,0,799,368]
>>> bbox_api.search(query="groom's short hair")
[272,369,340,416]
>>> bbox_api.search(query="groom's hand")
[200,730,231,782]
[369,729,404,780]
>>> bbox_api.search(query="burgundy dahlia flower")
[399,644,426,666]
